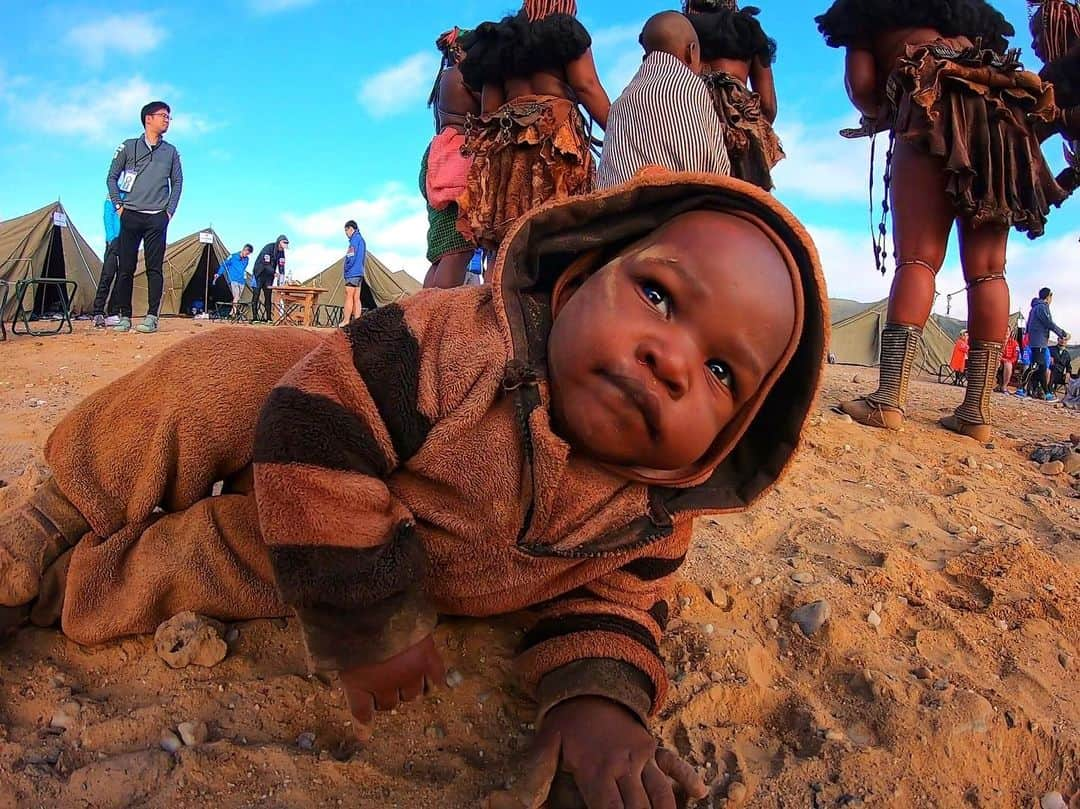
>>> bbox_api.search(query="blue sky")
[1,0,1077,328]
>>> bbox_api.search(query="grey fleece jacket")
[105,136,183,216]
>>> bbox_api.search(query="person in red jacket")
[998,327,1020,393]
[949,330,970,379]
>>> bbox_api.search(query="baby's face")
[547,211,797,472]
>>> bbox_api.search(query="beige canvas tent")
[829,298,1022,376]
[0,202,102,320]
[131,229,230,317]
[302,250,420,310]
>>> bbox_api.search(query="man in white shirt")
[597,12,731,189]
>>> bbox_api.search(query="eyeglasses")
[151,113,172,120]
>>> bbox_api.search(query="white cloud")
[64,15,166,66]
[284,183,429,283]
[357,53,440,119]
[808,223,1080,332]
[772,118,871,202]
[248,0,319,13]
[2,75,213,144]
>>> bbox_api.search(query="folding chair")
[274,301,304,326]
[937,363,965,387]
[228,302,251,323]
[10,278,77,337]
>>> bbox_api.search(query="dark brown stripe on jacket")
[621,554,686,582]
[268,521,425,609]
[521,613,660,656]
[345,305,432,461]
[254,387,392,475]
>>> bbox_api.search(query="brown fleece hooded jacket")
[254,173,828,723]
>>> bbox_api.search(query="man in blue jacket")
[1027,287,1071,401]
[214,245,254,313]
[342,220,367,324]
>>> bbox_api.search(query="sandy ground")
[0,319,1077,809]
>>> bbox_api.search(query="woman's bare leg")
[842,140,954,428]
[941,219,1010,440]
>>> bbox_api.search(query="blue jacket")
[215,252,250,285]
[343,231,366,280]
[1027,298,1067,348]
[103,198,122,246]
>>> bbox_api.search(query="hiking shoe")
[1044,393,1056,402]
[136,315,159,334]
[93,314,106,328]
[112,316,132,332]
[1015,389,1027,398]
[104,315,122,326]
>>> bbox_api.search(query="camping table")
[10,278,77,337]
[271,285,326,327]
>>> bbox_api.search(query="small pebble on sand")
[297,732,316,750]
[1040,792,1067,809]
[790,600,831,637]
[160,729,183,754]
[965,456,978,469]
[867,610,882,628]
[726,781,748,805]
[750,577,763,586]
[767,618,779,632]
[1040,461,1065,476]
[445,669,464,688]
[790,571,815,585]
[177,720,208,746]
[995,620,1008,631]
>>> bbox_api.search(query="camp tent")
[302,250,420,310]
[0,202,102,320]
[131,229,230,317]
[829,298,1022,375]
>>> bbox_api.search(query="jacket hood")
[490,172,829,515]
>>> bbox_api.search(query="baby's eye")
[641,283,671,317]
[707,359,734,388]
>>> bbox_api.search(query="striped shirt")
[597,51,731,190]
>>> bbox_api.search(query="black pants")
[250,279,273,321]
[114,210,168,317]
[92,238,121,316]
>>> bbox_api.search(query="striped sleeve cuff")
[536,659,655,725]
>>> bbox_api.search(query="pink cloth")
[426,129,471,210]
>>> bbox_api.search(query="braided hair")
[523,0,577,21]
[428,27,467,110]
[684,0,739,11]
[1029,0,1080,62]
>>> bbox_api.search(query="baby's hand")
[485,696,707,809]
[338,635,444,741]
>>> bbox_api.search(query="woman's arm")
[749,57,778,123]
[565,48,611,129]
[844,47,880,118]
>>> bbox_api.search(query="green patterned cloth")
[420,145,473,263]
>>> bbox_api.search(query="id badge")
[118,170,138,193]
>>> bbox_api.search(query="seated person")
[0,173,826,808]
[597,12,730,189]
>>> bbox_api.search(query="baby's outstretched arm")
[500,523,707,807]
[254,321,439,736]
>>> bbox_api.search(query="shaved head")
[640,11,700,67]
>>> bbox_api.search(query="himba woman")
[1029,0,1080,192]
[456,0,610,252]
[421,28,481,289]
[818,0,1069,442]
[683,0,784,190]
